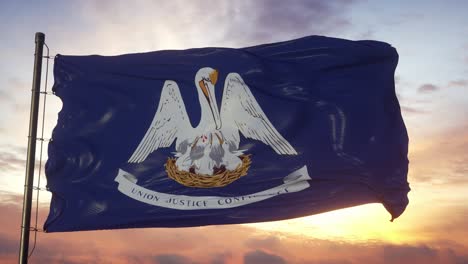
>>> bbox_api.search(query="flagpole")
[19,32,45,264]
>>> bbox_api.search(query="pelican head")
[195,67,222,129]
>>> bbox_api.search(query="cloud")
[243,250,286,264]
[395,77,431,115]
[448,79,468,87]
[416,80,467,95]
[0,89,12,105]
[53,0,359,56]
[398,78,467,120]
[0,144,43,178]
[413,207,468,247]
[0,194,467,264]
[452,157,468,176]
[210,252,232,264]
[0,191,23,205]
[356,29,375,39]
[3,78,28,101]
[154,254,194,264]
[409,124,468,186]
[219,0,356,45]
[383,244,437,263]
[383,244,468,264]
[310,260,352,264]
[0,233,17,256]
[400,106,426,115]
[0,148,27,172]
[0,78,29,137]
[418,84,439,93]
[0,76,59,172]
[245,236,282,251]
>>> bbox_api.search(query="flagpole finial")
[35,32,45,43]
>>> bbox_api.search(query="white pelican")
[128,67,297,175]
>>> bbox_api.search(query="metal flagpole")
[19,32,45,264]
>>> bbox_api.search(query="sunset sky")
[1,0,468,263]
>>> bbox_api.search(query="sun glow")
[249,204,414,244]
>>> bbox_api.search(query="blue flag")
[44,36,409,232]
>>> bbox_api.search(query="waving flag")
[44,35,409,232]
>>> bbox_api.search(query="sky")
[0,0,468,263]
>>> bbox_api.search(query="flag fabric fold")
[44,35,409,232]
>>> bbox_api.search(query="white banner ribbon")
[115,166,311,210]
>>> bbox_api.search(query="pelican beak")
[199,80,210,99]
[209,69,218,86]
[199,76,222,130]
[209,69,221,129]
[212,100,222,130]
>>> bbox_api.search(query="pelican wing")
[128,81,191,163]
[220,73,297,155]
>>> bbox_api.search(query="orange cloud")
[409,124,468,186]
[0,192,467,264]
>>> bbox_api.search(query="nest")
[165,155,251,188]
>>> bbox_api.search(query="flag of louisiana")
[44,35,409,232]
